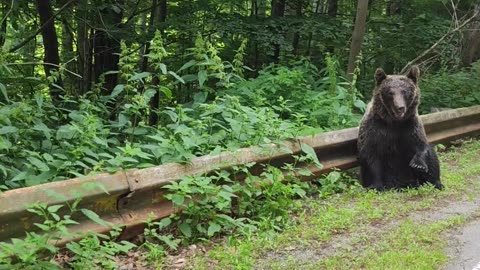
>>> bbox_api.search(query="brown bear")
[357,66,443,190]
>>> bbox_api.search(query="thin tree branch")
[125,1,163,25]
[5,62,82,78]
[0,0,14,26]
[450,0,459,28]
[401,8,480,73]
[9,0,75,53]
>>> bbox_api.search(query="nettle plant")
[0,199,135,270]
[225,54,366,132]
[162,144,326,241]
[0,148,359,269]
[0,31,311,189]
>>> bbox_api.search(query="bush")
[0,39,364,189]
[224,56,365,132]
[419,61,480,113]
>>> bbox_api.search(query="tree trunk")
[61,16,74,94]
[36,0,64,104]
[327,0,338,17]
[461,5,480,67]
[76,0,91,94]
[306,0,321,57]
[257,0,266,16]
[250,0,256,16]
[137,11,148,65]
[292,0,303,55]
[271,0,286,63]
[61,20,73,64]
[324,0,338,54]
[0,2,7,48]
[158,0,167,31]
[141,0,158,72]
[461,20,480,67]
[149,0,167,126]
[92,4,123,95]
[347,0,368,78]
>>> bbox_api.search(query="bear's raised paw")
[409,154,428,173]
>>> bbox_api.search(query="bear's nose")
[395,106,406,113]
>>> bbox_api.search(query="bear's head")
[372,66,420,122]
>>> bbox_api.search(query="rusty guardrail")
[1,105,480,243]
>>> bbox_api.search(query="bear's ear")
[375,68,386,85]
[407,65,420,84]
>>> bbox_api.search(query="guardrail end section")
[0,172,129,242]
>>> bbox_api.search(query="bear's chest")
[372,121,417,157]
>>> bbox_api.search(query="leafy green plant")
[163,171,254,240]
[0,198,136,269]
[420,60,480,113]
[224,55,365,131]
[0,30,366,190]
[65,227,136,270]
[315,170,360,198]
[161,144,324,242]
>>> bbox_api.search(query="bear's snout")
[394,105,405,113]
[392,96,406,119]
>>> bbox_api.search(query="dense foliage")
[1,1,479,188]
[0,33,365,189]
[1,1,480,268]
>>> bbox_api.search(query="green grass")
[293,216,466,270]
[318,216,466,270]
[188,139,480,270]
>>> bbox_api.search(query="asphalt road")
[444,218,480,270]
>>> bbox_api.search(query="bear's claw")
[409,155,428,173]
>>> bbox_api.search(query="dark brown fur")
[357,66,442,190]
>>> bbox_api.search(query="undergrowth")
[1,139,478,269]
[0,146,356,269]
[419,60,480,113]
[0,32,364,190]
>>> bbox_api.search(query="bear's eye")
[403,88,413,96]
[387,91,394,96]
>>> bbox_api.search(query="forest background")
[1,0,480,190]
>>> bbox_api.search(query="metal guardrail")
[1,105,479,243]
